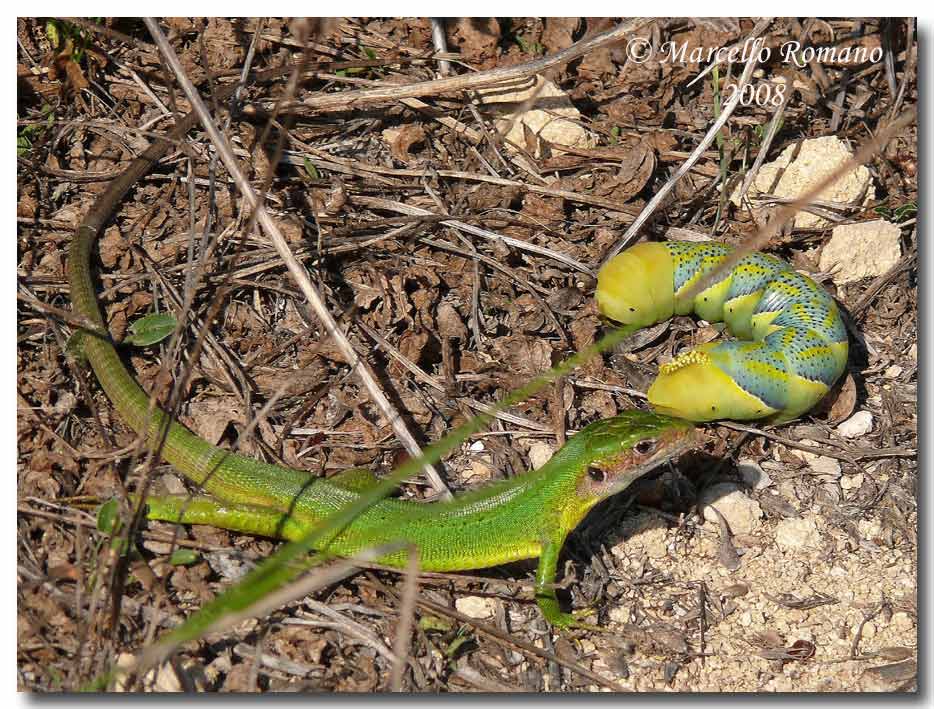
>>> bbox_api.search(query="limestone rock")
[737,458,772,490]
[528,441,556,470]
[455,596,497,619]
[731,135,875,228]
[836,411,874,439]
[475,75,597,157]
[819,220,902,284]
[795,442,842,478]
[775,516,822,552]
[699,483,763,535]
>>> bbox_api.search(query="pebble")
[528,442,556,470]
[774,516,822,552]
[737,459,772,489]
[205,552,249,582]
[468,440,485,452]
[890,612,915,633]
[858,518,883,541]
[819,219,901,284]
[612,513,669,560]
[731,136,875,229]
[699,483,763,535]
[608,606,630,625]
[455,596,496,619]
[467,458,493,483]
[840,473,864,491]
[796,442,841,478]
[476,76,597,158]
[837,411,874,439]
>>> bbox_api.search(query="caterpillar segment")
[596,241,849,423]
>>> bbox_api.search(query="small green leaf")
[97,499,120,534]
[444,631,473,658]
[418,615,453,633]
[45,20,61,49]
[17,135,31,157]
[894,202,917,221]
[126,312,177,347]
[362,46,377,60]
[303,157,320,181]
[169,549,200,566]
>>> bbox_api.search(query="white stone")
[737,459,772,489]
[891,611,915,632]
[731,136,875,228]
[796,442,841,478]
[698,483,763,535]
[455,596,496,619]
[112,653,182,692]
[857,517,882,541]
[840,473,864,491]
[608,606,631,625]
[528,441,556,470]
[475,75,597,158]
[468,440,485,452]
[837,411,874,439]
[775,516,822,552]
[819,220,902,284]
[467,458,493,483]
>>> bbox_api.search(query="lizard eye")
[587,466,606,483]
[634,440,656,456]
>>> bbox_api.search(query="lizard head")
[566,411,700,521]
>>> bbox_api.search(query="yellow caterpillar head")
[596,243,675,326]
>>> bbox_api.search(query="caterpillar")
[595,241,849,423]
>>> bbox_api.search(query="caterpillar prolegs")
[596,241,849,423]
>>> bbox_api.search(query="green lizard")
[66,83,699,629]
[141,412,697,628]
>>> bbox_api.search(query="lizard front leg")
[535,535,603,631]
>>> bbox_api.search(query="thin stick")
[143,18,451,498]
[352,195,594,275]
[287,19,651,112]
[389,548,420,691]
[602,45,762,263]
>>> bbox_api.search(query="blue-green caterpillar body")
[596,241,848,423]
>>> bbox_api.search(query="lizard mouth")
[607,426,703,497]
